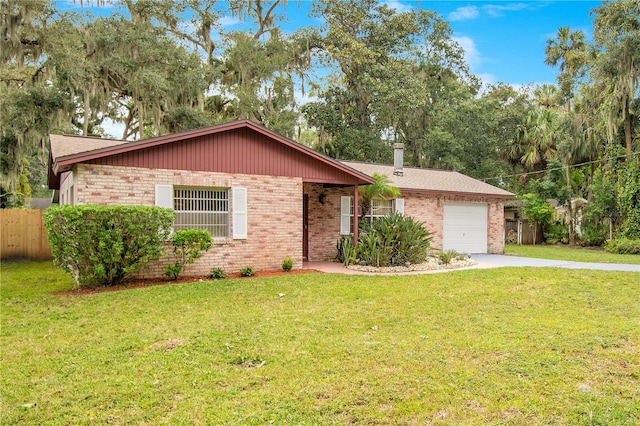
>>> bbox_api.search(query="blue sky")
[410,0,599,86]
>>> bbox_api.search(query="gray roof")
[49,134,128,161]
[341,161,514,198]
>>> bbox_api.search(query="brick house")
[48,120,513,276]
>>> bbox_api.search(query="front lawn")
[2,262,639,424]
[505,243,640,265]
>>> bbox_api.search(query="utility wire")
[481,151,640,182]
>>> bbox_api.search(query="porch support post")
[353,184,359,245]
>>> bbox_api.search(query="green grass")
[505,243,640,265]
[2,262,639,425]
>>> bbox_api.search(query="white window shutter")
[233,187,247,239]
[155,184,173,208]
[340,196,351,235]
[395,198,405,215]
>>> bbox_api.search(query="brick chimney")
[393,143,404,176]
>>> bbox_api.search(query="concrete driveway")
[471,254,640,272]
[305,255,639,274]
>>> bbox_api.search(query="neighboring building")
[29,198,53,209]
[48,120,514,277]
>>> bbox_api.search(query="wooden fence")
[1,209,52,260]
[505,219,543,245]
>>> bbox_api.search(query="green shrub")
[360,213,432,267]
[336,236,358,266]
[165,229,213,279]
[208,267,227,279]
[544,220,568,245]
[336,215,432,267]
[240,266,255,277]
[604,238,640,254]
[43,205,174,288]
[438,250,458,265]
[357,231,386,267]
[576,223,607,247]
[281,257,294,272]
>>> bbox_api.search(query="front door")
[303,194,309,260]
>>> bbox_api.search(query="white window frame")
[367,197,394,222]
[340,196,404,234]
[172,186,229,238]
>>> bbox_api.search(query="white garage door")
[443,203,488,253]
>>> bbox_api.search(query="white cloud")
[477,73,497,85]
[483,3,530,17]
[451,36,481,69]
[449,6,479,21]
[381,1,412,13]
[219,15,241,27]
[100,118,126,140]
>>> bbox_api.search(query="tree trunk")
[566,165,575,245]
[624,99,632,155]
[82,89,90,136]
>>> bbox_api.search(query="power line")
[481,151,640,182]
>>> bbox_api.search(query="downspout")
[353,184,359,246]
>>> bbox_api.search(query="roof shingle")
[341,161,514,198]
[49,134,129,160]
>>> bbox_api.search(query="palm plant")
[358,173,401,221]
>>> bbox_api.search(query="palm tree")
[557,111,591,245]
[517,108,560,172]
[545,26,588,111]
[358,173,400,221]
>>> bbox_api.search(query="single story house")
[48,120,514,277]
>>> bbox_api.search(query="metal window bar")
[174,188,229,237]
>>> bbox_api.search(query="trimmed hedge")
[44,205,175,288]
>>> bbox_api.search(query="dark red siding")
[87,128,359,184]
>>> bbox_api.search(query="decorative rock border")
[346,256,477,273]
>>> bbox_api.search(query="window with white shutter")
[232,187,247,239]
[155,184,173,208]
[340,196,352,235]
[394,198,404,215]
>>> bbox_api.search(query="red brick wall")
[487,200,506,254]
[305,189,506,257]
[73,164,303,277]
[304,184,355,261]
[403,192,505,254]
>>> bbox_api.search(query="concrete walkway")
[471,254,640,272]
[304,255,639,275]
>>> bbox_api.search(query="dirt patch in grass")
[56,268,321,295]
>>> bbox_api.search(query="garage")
[443,203,488,253]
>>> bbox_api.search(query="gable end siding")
[85,128,362,184]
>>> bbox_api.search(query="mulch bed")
[56,268,321,296]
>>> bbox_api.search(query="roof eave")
[398,187,515,199]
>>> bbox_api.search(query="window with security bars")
[174,188,229,237]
